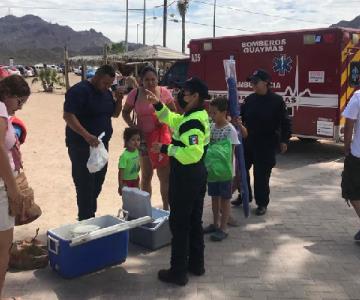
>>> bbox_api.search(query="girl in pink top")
[0,75,30,300]
[122,66,176,210]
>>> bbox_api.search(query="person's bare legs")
[0,228,13,300]
[220,199,230,233]
[156,164,170,210]
[212,196,220,227]
[140,155,153,195]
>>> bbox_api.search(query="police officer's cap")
[247,69,271,83]
[178,77,211,100]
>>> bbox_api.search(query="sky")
[0,0,359,52]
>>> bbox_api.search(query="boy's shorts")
[123,178,140,188]
[341,153,360,201]
[208,180,232,200]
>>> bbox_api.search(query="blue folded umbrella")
[227,76,250,218]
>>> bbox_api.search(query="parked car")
[73,66,82,76]
[85,68,97,79]
[34,64,44,74]
[5,66,21,76]
[16,65,26,76]
[0,66,10,78]
[47,64,62,73]
[24,66,35,77]
[29,66,38,76]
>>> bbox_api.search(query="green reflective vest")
[156,105,210,165]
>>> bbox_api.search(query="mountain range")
[0,14,359,65]
[330,15,360,29]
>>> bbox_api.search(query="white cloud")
[0,0,359,52]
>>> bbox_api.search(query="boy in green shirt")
[118,128,141,195]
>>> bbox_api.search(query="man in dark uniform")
[239,69,291,216]
[63,65,124,221]
[145,78,210,286]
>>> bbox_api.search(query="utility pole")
[213,0,216,38]
[137,24,139,44]
[163,0,167,47]
[103,44,108,65]
[125,0,129,52]
[125,1,145,50]
[143,0,146,45]
[64,46,70,91]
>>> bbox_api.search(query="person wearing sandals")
[203,97,245,241]
[341,90,360,241]
[0,75,30,300]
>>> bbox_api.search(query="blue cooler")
[47,214,150,278]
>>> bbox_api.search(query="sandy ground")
[6,74,360,300]
[14,74,163,240]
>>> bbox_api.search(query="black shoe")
[188,265,205,276]
[354,229,360,241]
[158,269,188,286]
[255,206,267,216]
[231,194,243,206]
[203,223,218,234]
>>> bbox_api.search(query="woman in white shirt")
[0,75,30,300]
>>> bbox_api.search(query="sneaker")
[354,230,360,241]
[203,224,218,234]
[210,229,228,241]
[158,269,188,286]
[231,194,242,206]
[255,206,267,216]
[188,265,205,276]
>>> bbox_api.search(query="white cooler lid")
[122,187,152,219]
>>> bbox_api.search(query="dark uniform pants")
[67,144,108,221]
[168,160,207,275]
[244,144,276,208]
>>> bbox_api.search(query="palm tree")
[177,0,189,54]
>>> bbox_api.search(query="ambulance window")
[352,33,359,45]
[203,42,212,51]
[303,35,316,45]
[349,62,360,87]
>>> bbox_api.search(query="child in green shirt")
[118,128,141,195]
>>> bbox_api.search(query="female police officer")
[145,77,210,286]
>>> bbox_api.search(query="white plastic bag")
[86,132,109,173]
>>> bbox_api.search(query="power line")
[191,0,329,25]
[169,19,256,33]
[0,5,126,13]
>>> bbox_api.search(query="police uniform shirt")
[241,91,291,147]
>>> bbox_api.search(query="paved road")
[4,139,360,300]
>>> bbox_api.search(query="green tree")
[32,68,64,93]
[177,0,189,54]
[110,42,126,54]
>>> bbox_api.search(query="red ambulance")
[167,28,360,141]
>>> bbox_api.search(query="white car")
[73,66,82,75]
[5,66,21,76]
[24,67,34,77]
[48,64,62,72]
